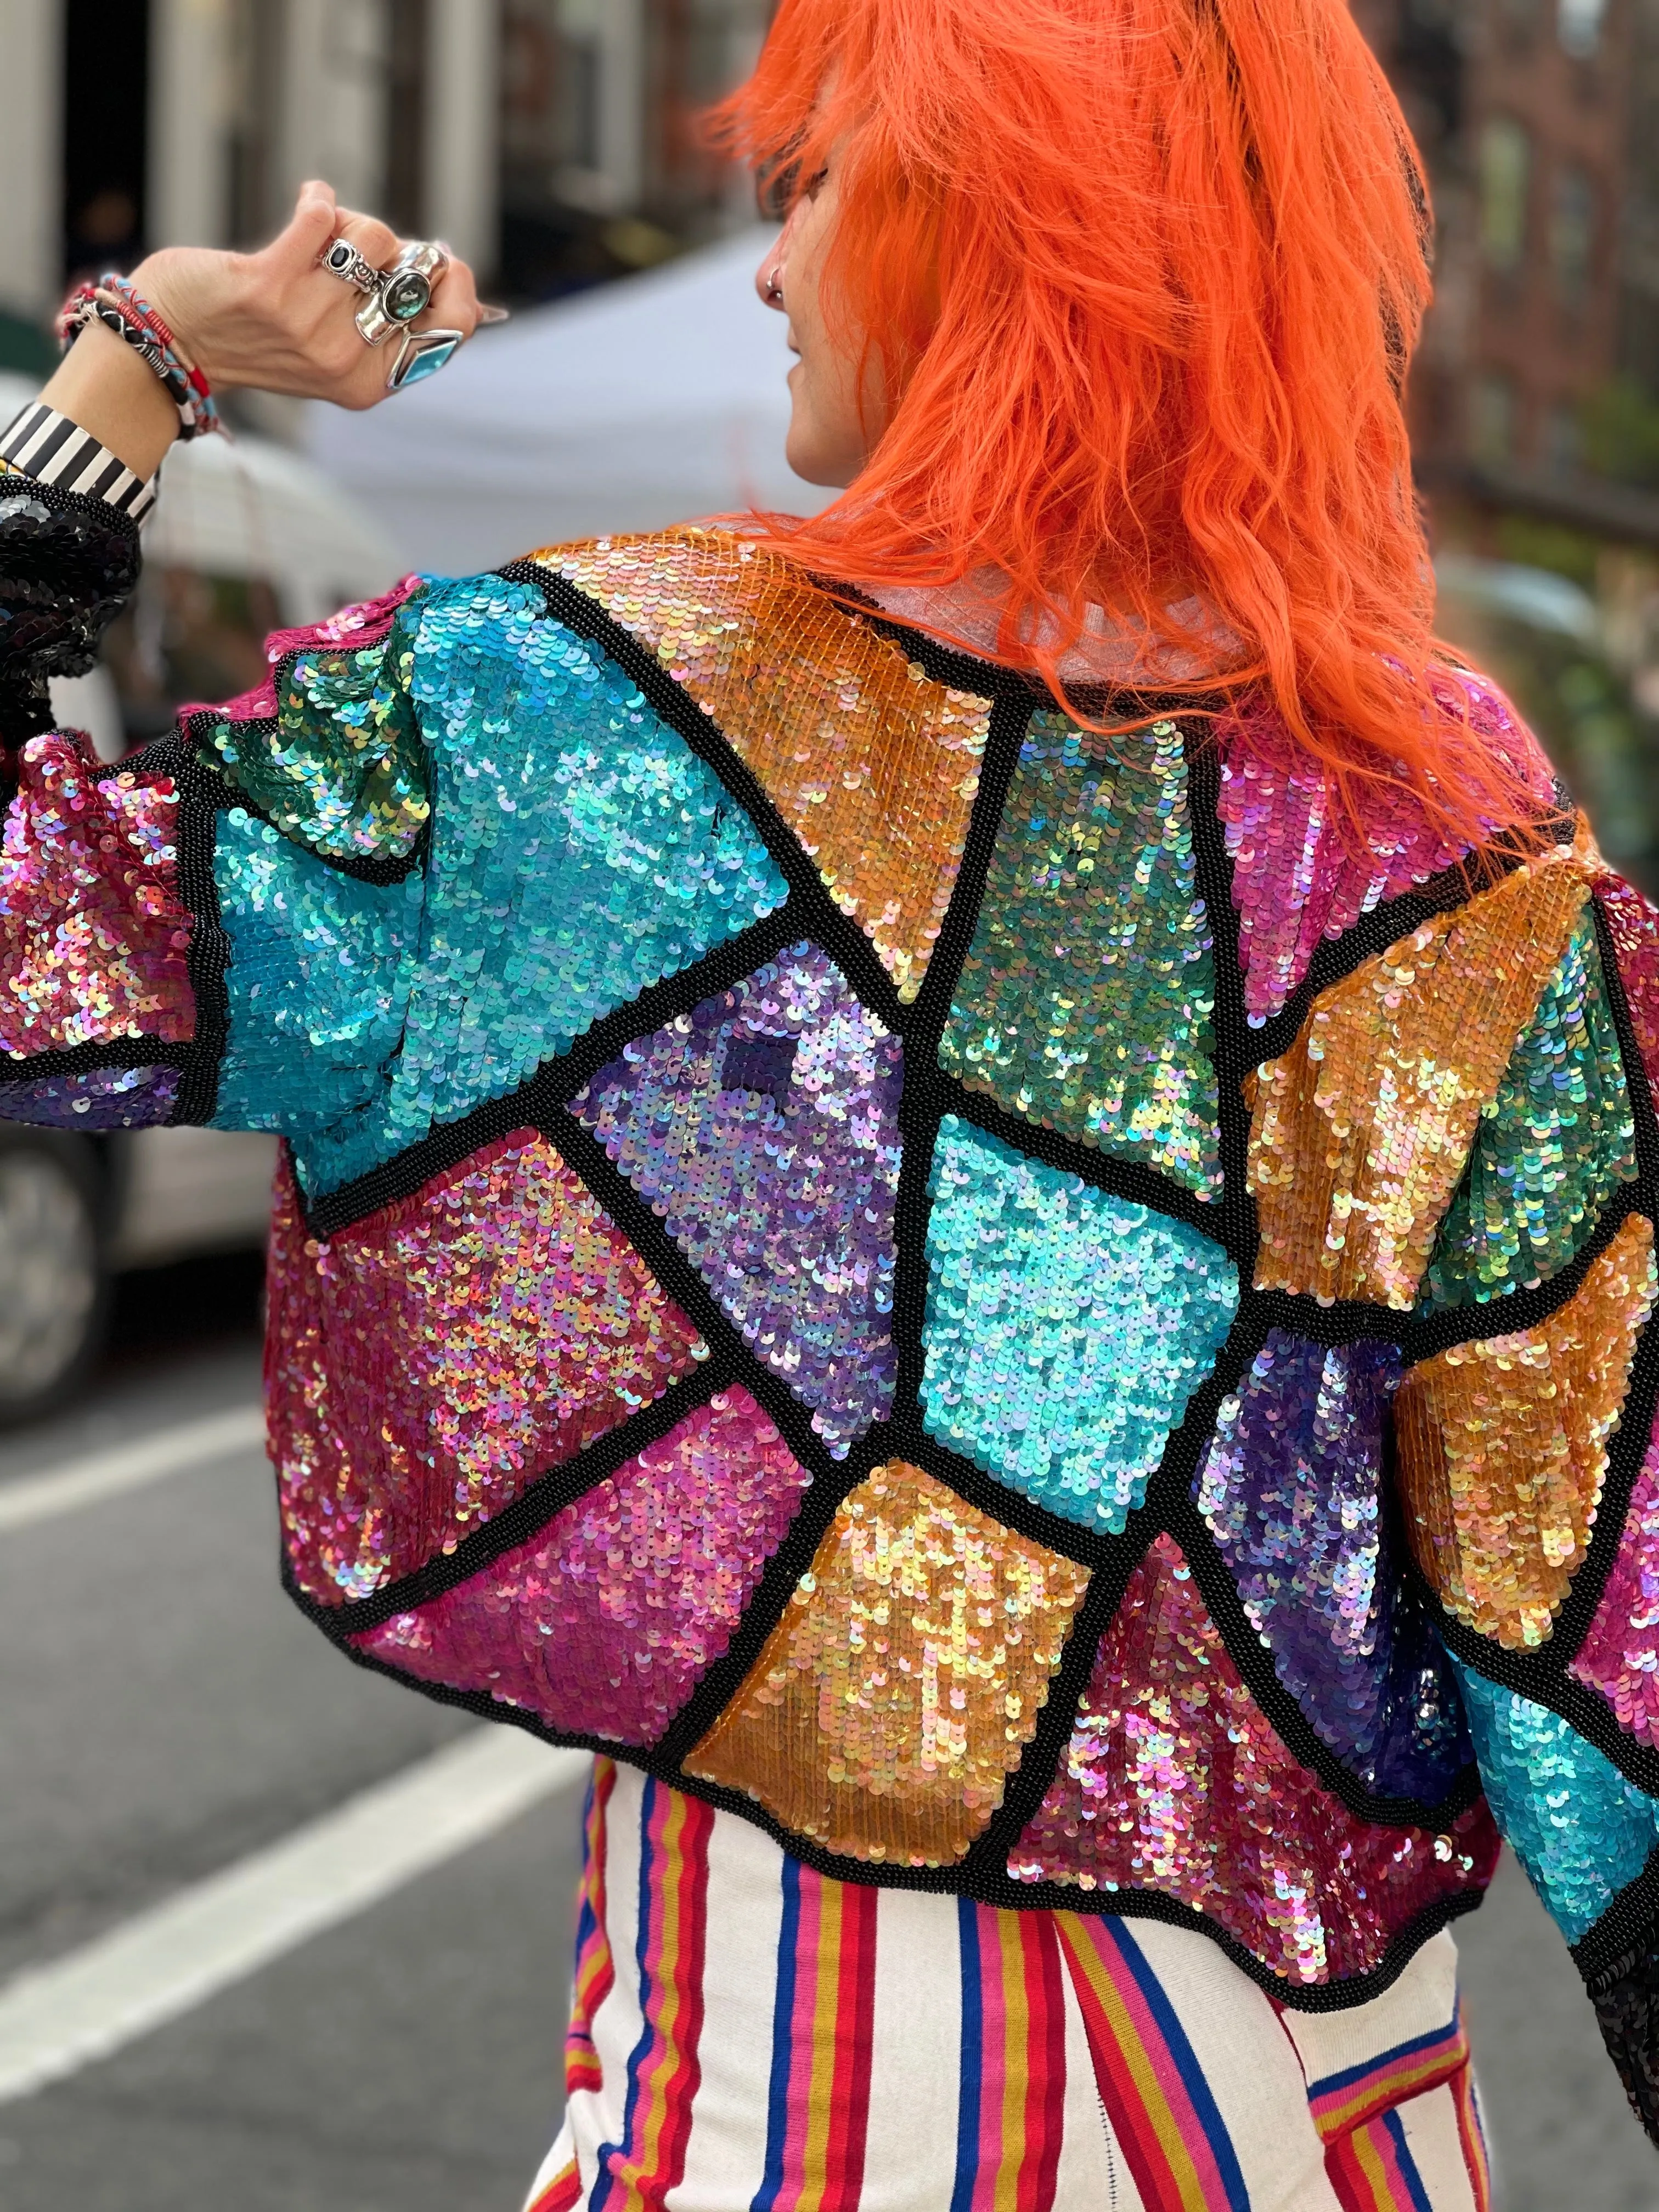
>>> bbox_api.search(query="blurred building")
[0,0,769,361]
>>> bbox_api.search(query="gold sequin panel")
[1397,1211,1657,1647]
[688,1460,1090,1866]
[1248,856,1589,1309]
[539,531,992,1002]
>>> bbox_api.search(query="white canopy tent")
[305,227,833,578]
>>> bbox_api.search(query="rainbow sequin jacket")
[10,479,1659,2124]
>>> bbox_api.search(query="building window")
[1551,166,1596,303]
[1471,374,1516,465]
[1479,118,1531,272]
[1558,0,1607,58]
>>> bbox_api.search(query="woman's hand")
[134,182,482,410]
[35,182,481,483]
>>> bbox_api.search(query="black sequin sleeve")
[0,472,142,761]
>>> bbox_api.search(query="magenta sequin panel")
[1194,1330,1470,1801]
[1598,874,1659,1098]
[1,736,194,1055]
[1218,677,1549,1026]
[571,941,901,1458]
[1008,1534,1499,1984]
[177,574,426,724]
[0,1062,178,1130]
[352,1385,811,1745]
[1571,1412,1659,1746]
[267,1131,707,1605]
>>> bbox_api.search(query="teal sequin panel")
[1455,1663,1659,1942]
[1424,911,1637,1310]
[212,808,422,1137]
[233,577,788,1193]
[923,1116,1238,1530]
[202,587,432,863]
[938,714,1220,1195]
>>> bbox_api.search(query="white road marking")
[0,1728,588,2103]
[0,1404,267,1536]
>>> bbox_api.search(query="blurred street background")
[0,0,1658,2205]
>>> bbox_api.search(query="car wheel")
[0,1128,108,1426]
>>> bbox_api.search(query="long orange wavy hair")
[712,0,1547,852]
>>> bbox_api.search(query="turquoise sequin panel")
[1455,1663,1659,1943]
[938,714,1220,1195]
[212,808,422,1139]
[1424,912,1637,1310]
[233,576,788,1193]
[922,1117,1238,1530]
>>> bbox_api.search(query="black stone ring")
[317,238,381,295]
[353,242,451,348]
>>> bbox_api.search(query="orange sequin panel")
[687,1460,1090,1866]
[537,531,993,1002]
[1248,856,1589,1309]
[1397,1211,1657,1648]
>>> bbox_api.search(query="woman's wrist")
[36,317,180,484]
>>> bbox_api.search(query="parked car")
[0,374,403,1422]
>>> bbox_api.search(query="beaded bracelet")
[57,274,222,440]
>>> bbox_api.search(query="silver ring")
[356,240,450,347]
[387,325,465,391]
[318,238,380,295]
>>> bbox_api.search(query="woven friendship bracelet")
[57,273,221,441]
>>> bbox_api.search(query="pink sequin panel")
[1598,873,1659,1098]
[178,574,425,724]
[352,1385,811,1745]
[0,735,194,1054]
[1571,1414,1659,1746]
[1218,676,1549,1027]
[1008,1534,1500,1984]
[267,1130,706,1604]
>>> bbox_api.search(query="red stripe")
[566,1760,617,2100]
[1017,1914,1066,2212]
[528,2158,584,2212]
[824,1881,879,2211]
[1452,2065,1491,2212]
[656,1792,713,2191]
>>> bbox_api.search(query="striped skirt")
[526,1759,1491,2212]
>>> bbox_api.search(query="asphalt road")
[0,1263,1655,2210]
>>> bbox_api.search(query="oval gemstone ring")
[354,241,451,347]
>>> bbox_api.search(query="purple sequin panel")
[0,1062,178,1130]
[572,942,901,1458]
[1572,1413,1659,1746]
[1194,1330,1471,1800]
[352,1385,812,1745]
[1217,678,1550,1026]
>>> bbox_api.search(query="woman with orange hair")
[4,0,1659,2201]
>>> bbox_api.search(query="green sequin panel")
[1423,911,1638,1310]
[200,593,432,863]
[938,714,1220,1195]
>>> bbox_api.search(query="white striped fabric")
[0,403,157,522]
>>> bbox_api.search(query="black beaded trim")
[321,1603,1490,2015]
[1407,887,1659,1809]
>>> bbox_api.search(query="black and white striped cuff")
[0,403,158,522]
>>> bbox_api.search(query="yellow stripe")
[1057,1920,1212,2212]
[800,1878,843,2205]
[1348,2120,1394,2211]
[994,1913,1029,2212]
[629,1790,690,2212]
[1317,2038,1467,2137]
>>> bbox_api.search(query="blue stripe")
[750,1856,804,2212]
[1382,2107,1436,2212]
[1111,1922,1252,2212]
[1307,2008,1462,2102]
[949,1896,984,2212]
[588,1776,661,2212]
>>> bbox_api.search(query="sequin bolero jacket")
[9,481,1659,2121]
